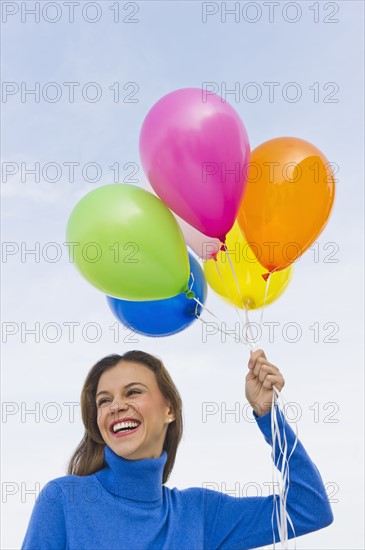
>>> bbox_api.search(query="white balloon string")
[197,316,251,346]
[270,386,298,549]
[192,296,219,319]
[224,248,256,350]
[189,271,195,291]
[213,259,254,348]
[224,247,246,308]
[213,259,247,326]
[193,294,251,346]
[194,290,256,347]
[243,304,257,350]
[188,272,202,319]
[258,273,272,331]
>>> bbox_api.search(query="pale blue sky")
[1,1,364,548]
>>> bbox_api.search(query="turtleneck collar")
[95,445,168,502]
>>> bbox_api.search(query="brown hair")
[67,350,183,484]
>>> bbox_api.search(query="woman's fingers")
[247,349,285,390]
[253,359,279,378]
[262,374,285,390]
[256,364,278,381]
[251,358,284,388]
[248,348,267,369]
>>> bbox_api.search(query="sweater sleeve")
[21,480,67,550]
[203,406,334,550]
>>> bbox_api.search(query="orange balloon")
[237,137,335,274]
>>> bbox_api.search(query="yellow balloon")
[204,223,293,310]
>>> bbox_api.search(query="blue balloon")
[106,253,207,337]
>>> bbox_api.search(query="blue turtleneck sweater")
[21,408,333,550]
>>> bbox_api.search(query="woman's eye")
[127,389,141,396]
[96,389,141,406]
[97,398,110,407]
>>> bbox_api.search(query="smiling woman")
[21,350,333,550]
[68,351,182,483]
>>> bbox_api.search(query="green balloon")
[66,184,190,300]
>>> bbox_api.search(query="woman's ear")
[167,405,175,421]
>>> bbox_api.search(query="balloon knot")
[244,296,255,309]
[262,272,270,281]
[220,244,227,252]
[185,290,195,300]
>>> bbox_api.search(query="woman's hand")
[245,349,285,417]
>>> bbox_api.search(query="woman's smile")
[110,418,142,438]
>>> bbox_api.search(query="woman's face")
[96,361,174,460]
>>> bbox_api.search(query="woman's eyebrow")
[96,382,148,398]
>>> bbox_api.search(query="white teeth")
[112,421,140,433]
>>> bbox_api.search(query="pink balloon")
[139,88,250,242]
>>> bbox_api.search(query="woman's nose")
[110,399,129,413]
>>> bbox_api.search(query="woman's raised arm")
[202,350,334,549]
